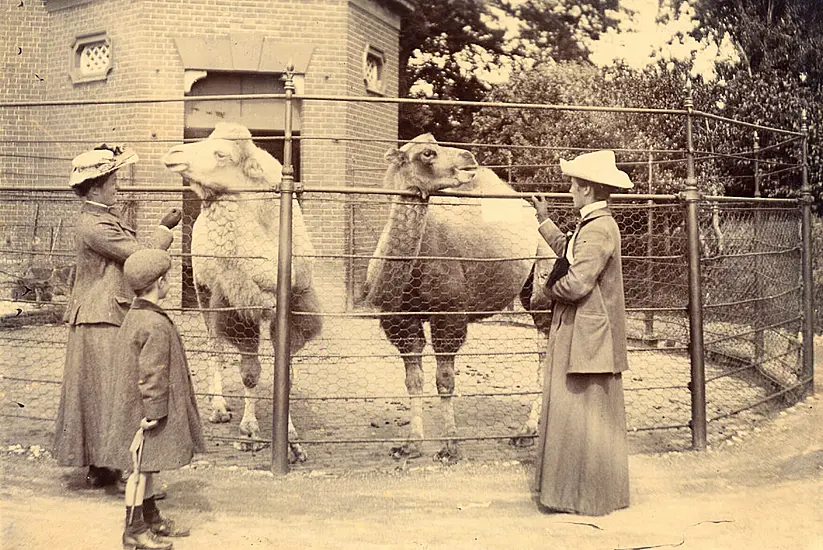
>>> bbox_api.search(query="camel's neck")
[365,193,429,309]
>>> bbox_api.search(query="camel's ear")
[384,147,408,166]
[412,133,437,144]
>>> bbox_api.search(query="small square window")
[363,45,385,95]
[70,32,112,84]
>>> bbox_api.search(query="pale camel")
[364,134,553,462]
[162,123,322,460]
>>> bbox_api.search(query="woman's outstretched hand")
[159,207,182,229]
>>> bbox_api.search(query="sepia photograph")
[1,0,821,548]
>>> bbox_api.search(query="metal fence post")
[645,150,655,340]
[799,110,815,393]
[272,61,296,474]
[683,78,708,450]
[753,132,764,366]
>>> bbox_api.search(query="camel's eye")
[420,148,437,161]
[215,150,229,161]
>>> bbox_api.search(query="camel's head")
[162,122,283,200]
[384,134,479,198]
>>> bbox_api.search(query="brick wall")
[1,0,404,311]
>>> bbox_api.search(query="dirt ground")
[1,342,821,550]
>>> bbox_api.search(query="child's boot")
[143,496,190,537]
[123,506,173,550]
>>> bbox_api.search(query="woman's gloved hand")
[159,207,182,229]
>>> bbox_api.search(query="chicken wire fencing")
[0,188,811,471]
[0,86,815,472]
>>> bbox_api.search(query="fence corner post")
[753,131,764,367]
[799,109,815,395]
[272,60,296,475]
[683,77,707,450]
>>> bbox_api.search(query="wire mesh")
[1,185,765,469]
[0,104,811,469]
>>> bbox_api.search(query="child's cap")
[124,249,172,293]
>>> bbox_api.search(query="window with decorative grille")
[79,42,110,75]
[363,46,385,95]
[70,32,112,84]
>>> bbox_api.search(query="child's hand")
[140,418,159,430]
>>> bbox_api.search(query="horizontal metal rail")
[708,376,812,423]
[705,349,799,384]
[702,286,801,309]
[704,316,802,347]
[691,109,804,136]
[0,92,689,116]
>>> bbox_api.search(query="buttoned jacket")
[538,207,629,374]
[64,202,172,326]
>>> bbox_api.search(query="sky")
[410,0,742,96]
[586,0,740,81]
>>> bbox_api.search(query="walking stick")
[126,427,145,526]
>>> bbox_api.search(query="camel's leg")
[512,346,545,448]
[381,315,426,459]
[207,340,233,424]
[222,309,267,452]
[196,284,233,423]
[430,314,468,464]
[270,294,321,464]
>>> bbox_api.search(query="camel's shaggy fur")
[163,123,321,457]
[365,134,553,461]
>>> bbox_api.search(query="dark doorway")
[181,71,302,308]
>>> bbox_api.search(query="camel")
[162,123,322,460]
[364,134,553,462]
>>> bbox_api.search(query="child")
[104,249,205,550]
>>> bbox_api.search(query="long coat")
[53,201,172,467]
[539,207,628,375]
[534,206,630,516]
[102,299,205,472]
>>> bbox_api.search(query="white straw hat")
[560,150,633,189]
[69,145,138,187]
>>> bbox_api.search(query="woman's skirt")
[534,359,630,516]
[53,323,119,467]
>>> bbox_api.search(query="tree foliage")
[398,0,507,141]
[492,0,621,61]
[471,61,724,195]
[690,0,823,202]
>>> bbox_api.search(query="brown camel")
[162,123,322,460]
[365,134,553,462]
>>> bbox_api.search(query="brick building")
[1,0,411,310]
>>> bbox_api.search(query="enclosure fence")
[0,69,814,473]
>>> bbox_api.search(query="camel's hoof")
[289,443,308,464]
[232,438,268,452]
[390,443,423,460]
[239,421,260,438]
[509,436,536,448]
[435,443,460,465]
[509,433,536,448]
[209,409,233,424]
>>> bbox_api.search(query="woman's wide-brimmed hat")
[560,150,633,189]
[69,144,138,187]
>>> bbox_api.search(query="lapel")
[566,207,612,263]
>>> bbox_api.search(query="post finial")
[684,76,693,108]
[282,59,296,91]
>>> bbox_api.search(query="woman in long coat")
[530,150,633,516]
[53,145,180,487]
